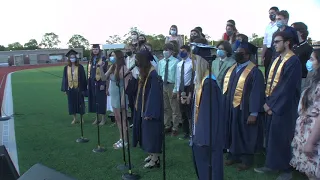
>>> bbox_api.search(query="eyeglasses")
[273,40,283,44]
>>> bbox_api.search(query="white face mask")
[70,58,76,62]
[131,35,138,40]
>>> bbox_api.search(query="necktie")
[180,61,185,92]
[219,60,224,71]
[164,59,169,84]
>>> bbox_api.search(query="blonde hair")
[195,55,209,90]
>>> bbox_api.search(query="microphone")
[124,64,137,78]
[0,116,11,121]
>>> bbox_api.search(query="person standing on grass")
[105,50,130,150]
[223,42,265,171]
[132,49,163,169]
[61,49,87,124]
[254,31,302,180]
[290,48,320,180]
[158,43,180,136]
[174,45,194,140]
[192,38,224,180]
[87,44,108,126]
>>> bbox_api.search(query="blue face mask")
[163,51,171,59]
[170,30,176,35]
[306,60,313,72]
[109,56,116,64]
[70,58,76,62]
[276,20,285,28]
[179,51,188,59]
[217,50,225,57]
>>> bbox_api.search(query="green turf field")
[12,66,307,180]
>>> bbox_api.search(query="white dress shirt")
[126,55,139,79]
[263,22,278,48]
[173,57,193,93]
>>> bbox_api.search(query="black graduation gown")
[61,64,87,115]
[223,66,265,155]
[87,58,108,114]
[265,55,301,170]
[132,70,163,154]
[192,78,224,180]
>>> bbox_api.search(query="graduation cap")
[91,44,100,49]
[138,45,155,62]
[238,42,258,55]
[65,49,78,57]
[190,42,217,61]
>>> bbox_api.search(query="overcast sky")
[1,0,319,48]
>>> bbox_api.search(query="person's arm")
[119,66,130,89]
[307,116,320,145]
[104,64,114,79]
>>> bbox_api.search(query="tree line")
[0,27,314,57]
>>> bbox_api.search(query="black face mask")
[139,40,146,45]
[235,52,246,63]
[190,35,200,42]
[269,14,276,21]
[126,51,133,57]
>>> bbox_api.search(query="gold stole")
[223,62,256,107]
[135,67,155,113]
[87,58,103,81]
[67,66,79,88]
[194,70,210,124]
[265,51,294,97]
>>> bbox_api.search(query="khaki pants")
[163,84,180,131]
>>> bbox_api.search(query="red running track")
[0,63,66,112]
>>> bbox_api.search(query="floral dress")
[290,84,320,178]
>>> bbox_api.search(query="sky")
[1,0,319,48]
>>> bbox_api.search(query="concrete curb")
[1,72,20,174]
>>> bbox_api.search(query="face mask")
[217,50,225,57]
[109,56,116,64]
[70,58,76,62]
[138,40,146,45]
[226,30,234,36]
[170,30,176,35]
[235,52,245,63]
[163,51,171,59]
[306,60,313,72]
[276,20,285,28]
[179,51,188,59]
[126,51,133,57]
[131,35,137,40]
[190,35,199,42]
[269,14,276,21]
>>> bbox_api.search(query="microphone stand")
[92,81,106,153]
[158,76,166,180]
[207,55,214,180]
[76,69,89,143]
[122,68,139,180]
[117,79,128,171]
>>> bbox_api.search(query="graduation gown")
[61,64,87,115]
[192,76,224,180]
[132,68,163,154]
[87,57,108,114]
[222,62,265,155]
[265,52,301,170]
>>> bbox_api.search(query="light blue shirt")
[157,55,179,84]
